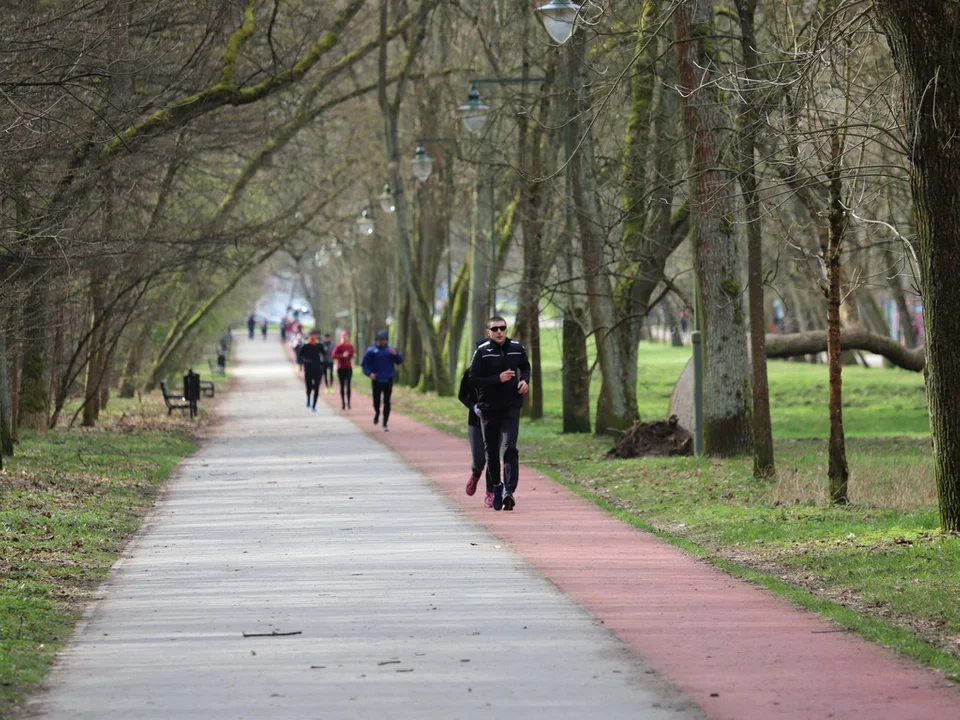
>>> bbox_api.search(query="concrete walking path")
[28,338,699,719]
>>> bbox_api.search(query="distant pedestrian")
[458,358,491,507]
[261,317,268,340]
[469,316,530,512]
[361,330,403,432]
[297,332,327,412]
[331,330,355,410]
[321,332,335,393]
[247,314,256,339]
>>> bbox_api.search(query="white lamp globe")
[378,184,396,213]
[411,145,434,181]
[356,210,375,236]
[537,0,581,45]
[457,84,491,134]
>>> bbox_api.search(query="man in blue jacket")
[361,329,403,432]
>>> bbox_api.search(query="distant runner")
[320,332,335,394]
[297,332,327,413]
[331,330,355,410]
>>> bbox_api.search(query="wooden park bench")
[160,381,191,416]
[199,379,215,398]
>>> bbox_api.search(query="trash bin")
[183,369,201,418]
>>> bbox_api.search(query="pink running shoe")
[465,474,480,496]
[484,491,495,508]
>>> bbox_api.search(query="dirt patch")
[606,415,693,459]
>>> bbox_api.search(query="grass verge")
[0,396,198,716]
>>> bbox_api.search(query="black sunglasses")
[488,325,507,332]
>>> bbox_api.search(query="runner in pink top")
[331,330,355,410]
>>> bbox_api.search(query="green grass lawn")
[0,395,198,716]
[392,333,960,679]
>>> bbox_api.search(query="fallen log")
[764,330,924,372]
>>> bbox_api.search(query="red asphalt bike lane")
[313,371,960,719]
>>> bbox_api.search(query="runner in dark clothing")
[297,333,327,412]
[247,314,256,339]
[331,330,355,410]
[458,362,491,506]
[320,333,335,393]
[469,316,530,512]
[361,330,403,432]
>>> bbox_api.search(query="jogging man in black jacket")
[297,333,327,412]
[469,316,530,511]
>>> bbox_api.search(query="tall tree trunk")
[82,269,108,427]
[512,3,548,421]
[604,0,662,429]
[406,291,424,387]
[568,29,635,434]
[118,320,150,397]
[676,0,752,456]
[562,304,591,433]
[440,258,470,382]
[889,272,919,348]
[18,285,49,431]
[0,306,13,459]
[735,0,774,477]
[826,130,849,504]
[376,0,450,395]
[9,301,22,441]
[875,1,960,529]
[468,170,494,345]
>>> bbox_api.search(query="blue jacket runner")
[361,344,403,383]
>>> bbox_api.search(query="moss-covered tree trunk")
[18,285,49,431]
[440,259,470,382]
[676,0,752,456]
[567,29,635,435]
[875,0,960,529]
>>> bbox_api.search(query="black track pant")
[304,369,321,408]
[467,424,490,491]
[372,380,394,426]
[337,368,353,407]
[323,363,334,387]
[479,406,521,494]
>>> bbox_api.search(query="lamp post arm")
[470,76,553,86]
